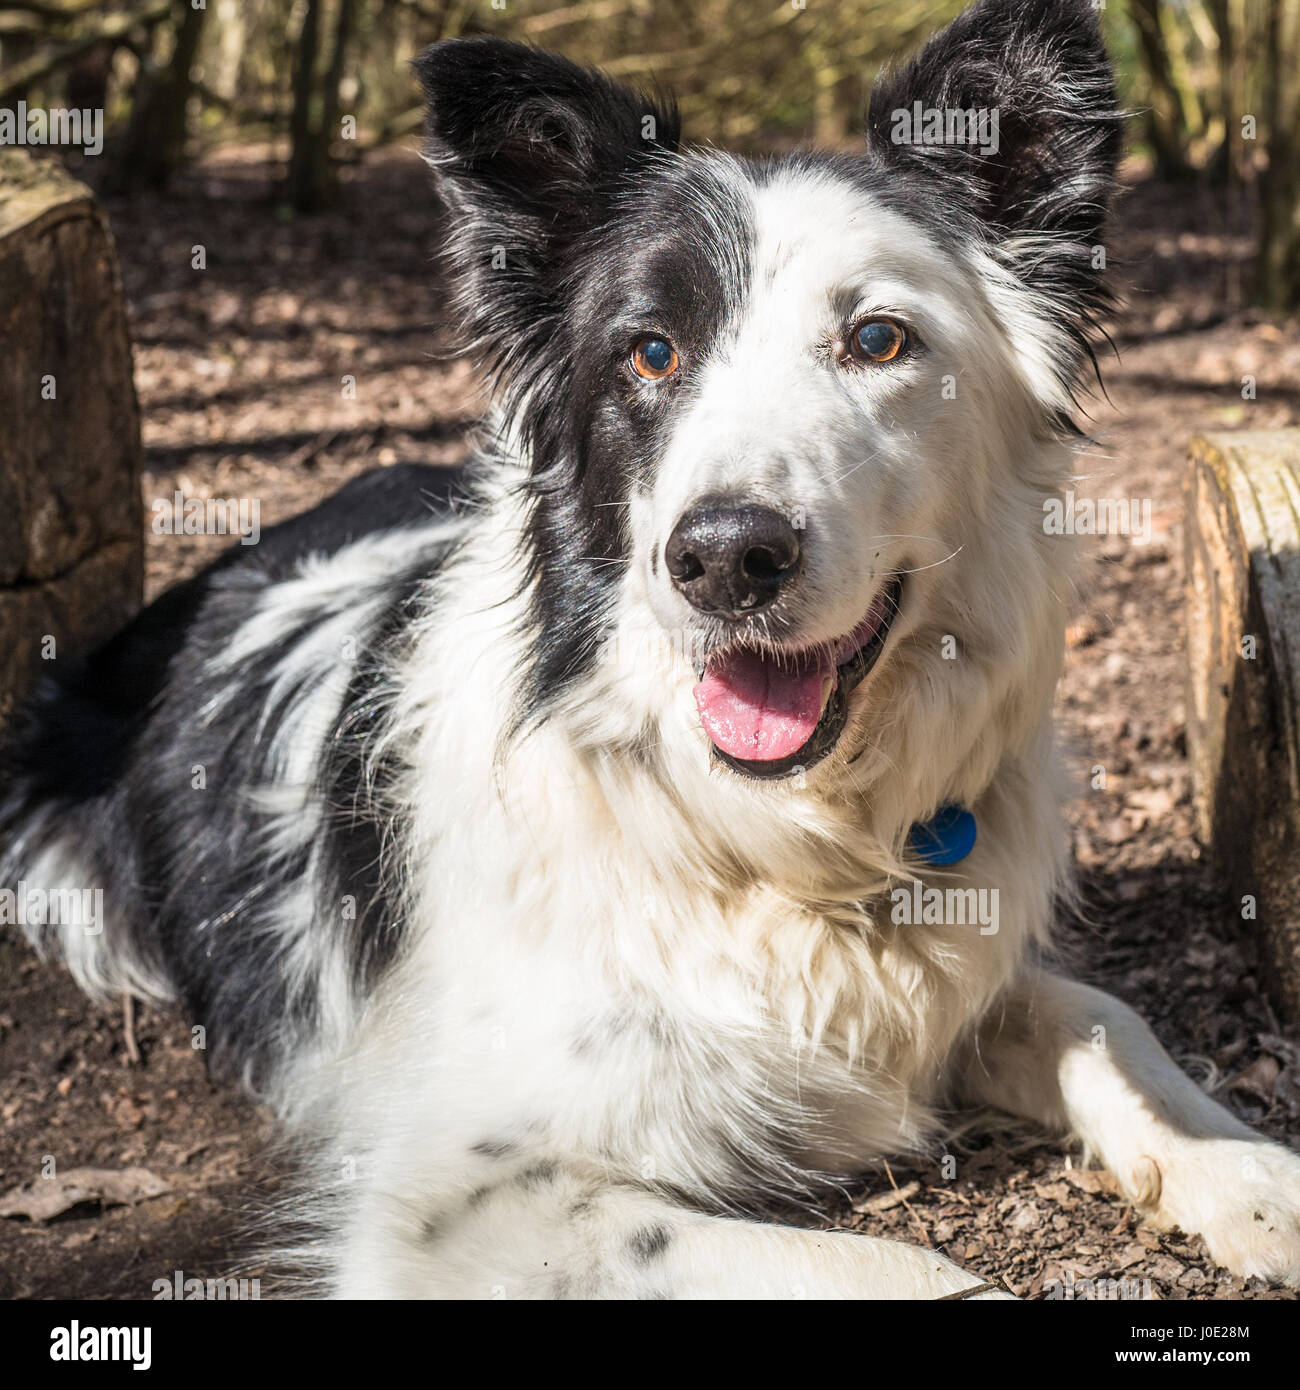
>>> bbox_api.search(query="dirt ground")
[2,150,1299,1300]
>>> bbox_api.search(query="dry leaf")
[1116,1243,1149,1270]
[0,1167,170,1223]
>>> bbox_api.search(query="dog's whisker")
[895,546,964,574]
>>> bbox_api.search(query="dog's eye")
[846,317,907,365]
[631,336,679,381]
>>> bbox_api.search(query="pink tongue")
[694,649,833,762]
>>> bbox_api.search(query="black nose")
[664,501,801,617]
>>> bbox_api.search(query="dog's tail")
[0,663,175,1006]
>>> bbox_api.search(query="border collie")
[6,0,1300,1298]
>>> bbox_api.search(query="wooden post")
[1186,431,1300,1020]
[0,150,142,728]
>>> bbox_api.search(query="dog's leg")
[335,1163,1011,1299]
[960,969,1300,1286]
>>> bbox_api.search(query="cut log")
[1186,431,1300,1020]
[0,150,142,728]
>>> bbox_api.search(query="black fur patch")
[628,1225,672,1264]
[471,1136,520,1161]
[416,38,753,711]
[0,465,463,1089]
[517,1161,560,1191]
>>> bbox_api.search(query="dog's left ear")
[867,0,1119,359]
[414,39,679,377]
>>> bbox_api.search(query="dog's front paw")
[1148,1138,1300,1287]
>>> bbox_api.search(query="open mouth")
[693,575,904,780]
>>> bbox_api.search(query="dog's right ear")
[414,39,679,373]
[865,0,1119,390]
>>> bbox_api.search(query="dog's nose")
[664,501,801,617]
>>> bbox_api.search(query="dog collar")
[907,804,977,866]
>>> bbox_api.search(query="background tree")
[112,0,208,190]
[1256,0,1300,309]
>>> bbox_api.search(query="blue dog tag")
[908,804,977,866]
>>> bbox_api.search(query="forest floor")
[1,149,1299,1300]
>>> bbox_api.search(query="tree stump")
[1186,431,1300,1021]
[0,150,142,729]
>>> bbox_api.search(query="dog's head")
[416,0,1118,823]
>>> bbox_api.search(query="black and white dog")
[6,0,1300,1298]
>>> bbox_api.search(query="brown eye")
[631,336,679,380]
[847,317,907,365]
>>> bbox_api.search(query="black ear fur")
[867,0,1120,374]
[414,38,679,392]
